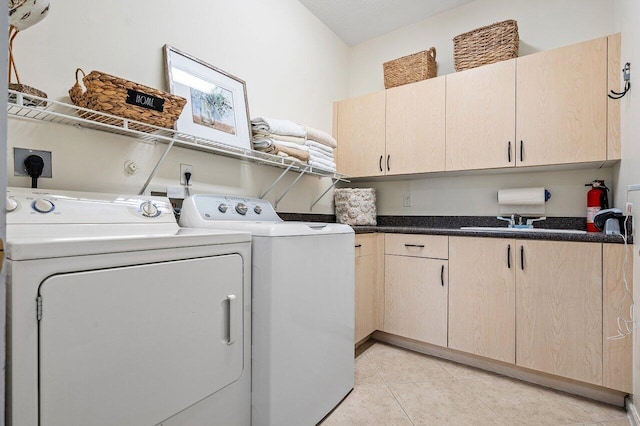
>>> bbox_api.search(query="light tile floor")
[322,341,631,426]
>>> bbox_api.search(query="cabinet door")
[446,59,516,171]
[355,253,377,343]
[448,237,516,363]
[384,255,448,346]
[516,240,602,385]
[335,91,386,177]
[386,77,445,174]
[516,37,607,166]
[603,243,633,392]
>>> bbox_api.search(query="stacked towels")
[251,116,338,172]
[251,117,309,163]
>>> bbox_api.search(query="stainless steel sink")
[460,226,587,234]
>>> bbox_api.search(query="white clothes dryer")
[180,194,355,426]
[5,187,252,426]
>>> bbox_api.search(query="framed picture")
[164,45,252,150]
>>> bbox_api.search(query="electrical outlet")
[14,148,52,178]
[626,202,633,214]
[403,193,412,207]
[180,164,193,185]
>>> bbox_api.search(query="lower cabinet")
[516,240,603,385]
[354,233,631,392]
[383,234,448,347]
[354,234,384,343]
[449,237,515,363]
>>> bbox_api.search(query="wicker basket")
[453,20,519,72]
[69,68,187,131]
[383,47,437,89]
[8,83,48,107]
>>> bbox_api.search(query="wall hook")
[608,62,631,99]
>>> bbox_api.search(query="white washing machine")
[5,187,252,426]
[180,194,355,426]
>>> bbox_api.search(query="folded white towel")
[305,140,334,154]
[305,126,337,148]
[308,148,335,163]
[308,156,336,170]
[273,139,310,151]
[252,117,306,138]
[254,132,306,145]
[309,160,336,172]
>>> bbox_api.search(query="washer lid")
[6,226,250,261]
[183,220,354,237]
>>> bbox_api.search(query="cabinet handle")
[379,155,383,172]
[404,244,425,248]
[441,264,445,286]
[520,140,524,162]
[520,245,524,270]
[508,141,512,163]
[355,244,362,248]
[507,244,511,269]
[387,154,390,171]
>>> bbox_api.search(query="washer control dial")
[254,205,262,214]
[235,202,248,215]
[218,203,228,213]
[32,198,55,213]
[6,197,18,212]
[140,201,159,217]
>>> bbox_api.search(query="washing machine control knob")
[32,198,55,213]
[218,203,228,213]
[235,202,248,215]
[140,201,159,217]
[6,197,18,212]
[254,205,262,214]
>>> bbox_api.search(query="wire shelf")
[7,90,348,181]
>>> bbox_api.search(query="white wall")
[344,0,618,217]
[348,0,617,97]
[612,0,640,414]
[7,0,349,213]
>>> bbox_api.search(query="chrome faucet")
[496,215,546,229]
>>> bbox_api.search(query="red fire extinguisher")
[585,180,609,232]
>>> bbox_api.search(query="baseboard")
[372,331,627,407]
[628,399,640,426]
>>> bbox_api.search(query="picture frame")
[164,44,252,150]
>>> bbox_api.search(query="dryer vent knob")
[6,197,18,212]
[140,201,159,217]
[33,198,54,213]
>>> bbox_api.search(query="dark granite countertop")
[279,213,632,244]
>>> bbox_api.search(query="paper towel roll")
[498,187,546,215]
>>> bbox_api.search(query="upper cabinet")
[386,76,446,174]
[335,91,386,177]
[446,59,516,171]
[335,34,620,177]
[516,37,607,166]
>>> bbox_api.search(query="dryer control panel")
[6,187,174,224]
[181,194,282,223]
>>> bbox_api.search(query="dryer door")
[38,254,244,426]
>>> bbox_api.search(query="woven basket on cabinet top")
[69,68,187,131]
[383,47,437,89]
[453,20,519,72]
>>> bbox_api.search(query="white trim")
[628,399,640,426]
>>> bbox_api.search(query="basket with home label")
[69,68,187,132]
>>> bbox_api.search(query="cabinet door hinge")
[36,296,43,321]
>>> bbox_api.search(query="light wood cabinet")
[384,234,448,346]
[335,91,386,177]
[386,76,446,174]
[516,240,603,385]
[603,243,633,392]
[446,59,516,171]
[448,237,516,363]
[516,37,607,166]
[354,234,384,343]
